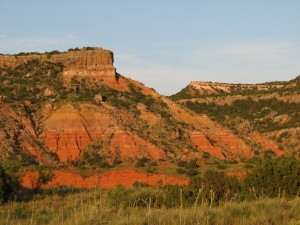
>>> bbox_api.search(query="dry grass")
[0,189,299,225]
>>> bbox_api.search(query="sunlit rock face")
[0,48,117,82]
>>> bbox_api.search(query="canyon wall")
[0,48,116,81]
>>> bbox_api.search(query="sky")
[0,0,300,95]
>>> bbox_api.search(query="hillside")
[0,47,297,188]
[170,77,300,157]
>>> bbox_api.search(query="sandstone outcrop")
[43,103,114,162]
[43,103,167,162]
[0,48,117,82]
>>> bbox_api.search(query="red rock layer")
[212,132,253,159]
[43,104,111,161]
[43,104,167,162]
[190,131,253,159]
[105,131,167,161]
[44,131,94,162]
[190,132,225,158]
[21,169,189,189]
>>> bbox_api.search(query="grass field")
[0,188,299,225]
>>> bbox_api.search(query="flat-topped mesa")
[0,47,117,82]
[189,81,286,95]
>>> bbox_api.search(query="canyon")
[0,47,298,189]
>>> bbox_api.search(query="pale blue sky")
[1,0,299,95]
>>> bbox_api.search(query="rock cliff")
[0,48,116,82]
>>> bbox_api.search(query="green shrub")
[242,157,300,198]
[0,165,13,204]
[217,164,227,170]
[244,163,254,169]
[176,168,186,174]
[33,167,54,191]
[107,185,130,208]
[177,160,188,168]
[135,157,149,168]
[99,162,111,168]
[187,159,199,169]
[191,170,241,203]
[203,152,211,159]
[186,168,199,177]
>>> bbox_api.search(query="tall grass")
[0,188,299,225]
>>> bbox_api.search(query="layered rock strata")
[43,104,167,162]
[0,48,116,81]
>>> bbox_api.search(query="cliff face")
[0,48,116,81]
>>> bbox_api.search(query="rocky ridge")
[188,81,287,95]
[171,77,300,156]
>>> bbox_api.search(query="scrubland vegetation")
[0,188,299,225]
[184,98,300,133]
[0,157,299,224]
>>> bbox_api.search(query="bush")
[0,165,13,204]
[33,167,54,191]
[107,185,130,209]
[242,157,300,198]
[187,159,198,169]
[203,152,211,159]
[216,164,227,170]
[99,162,111,168]
[244,163,254,169]
[186,168,199,177]
[176,168,186,174]
[135,157,149,168]
[177,160,187,168]
[192,170,240,203]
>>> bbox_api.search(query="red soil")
[21,169,189,189]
